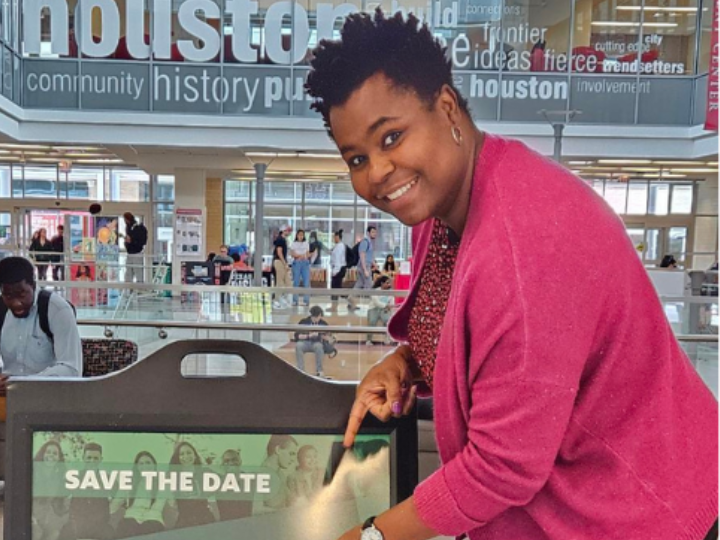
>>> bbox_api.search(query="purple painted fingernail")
[391,401,402,415]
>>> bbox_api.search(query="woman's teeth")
[387,178,417,201]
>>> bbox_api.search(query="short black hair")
[367,226,377,234]
[310,306,324,318]
[305,9,469,134]
[373,275,391,288]
[0,257,36,286]
[83,442,103,454]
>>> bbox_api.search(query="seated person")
[294,306,330,377]
[366,275,394,346]
[0,256,82,482]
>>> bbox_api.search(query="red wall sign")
[706,0,719,131]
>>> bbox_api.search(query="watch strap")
[362,516,377,530]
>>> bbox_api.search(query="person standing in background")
[272,225,292,309]
[330,230,348,312]
[309,231,324,266]
[29,228,53,281]
[348,226,376,311]
[50,225,65,282]
[123,213,148,284]
[290,230,311,307]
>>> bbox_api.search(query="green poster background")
[31,431,391,540]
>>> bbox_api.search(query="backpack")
[346,243,360,268]
[0,290,76,342]
[131,223,148,248]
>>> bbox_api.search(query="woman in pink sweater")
[306,10,718,540]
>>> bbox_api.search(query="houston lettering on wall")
[706,0,719,131]
[18,0,691,121]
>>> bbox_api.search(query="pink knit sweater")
[388,134,718,540]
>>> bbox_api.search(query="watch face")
[361,526,384,540]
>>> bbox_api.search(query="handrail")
[35,281,720,300]
[75,318,719,342]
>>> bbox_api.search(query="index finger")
[343,399,369,448]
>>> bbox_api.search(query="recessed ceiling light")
[669,168,718,173]
[616,6,697,11]
[599,159,653,165]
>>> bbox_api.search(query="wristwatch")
[360,516,384,540]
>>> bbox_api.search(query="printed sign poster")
[176,209,204,257]
[94,217,120,307]
[31,431,391,540]
[70,264,96,307]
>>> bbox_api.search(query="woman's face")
[387,256,394,263]
[178,445,196,466]
[297,232,305,242]
[334,234,340,243]
[137,455,155,469]
[40,229,47,239]
[329,74,469,227]
[43,445,60,462]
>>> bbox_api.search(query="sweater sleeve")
[413,287,585,535]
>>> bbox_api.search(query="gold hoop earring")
[451,126,463,145]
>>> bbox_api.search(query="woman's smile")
[381,176,418,203]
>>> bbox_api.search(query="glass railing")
[51,280,718,393]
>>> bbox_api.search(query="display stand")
[5,340,418,540]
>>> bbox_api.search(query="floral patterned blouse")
[407,219,461,389]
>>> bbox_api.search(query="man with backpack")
[123,212,148,283]
[348,226,377,311]
[0,256,81,487]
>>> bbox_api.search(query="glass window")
[23,165,58,198]
[502,0,572,73]
[109,169,150,202]
[646,228,661,261]
[649,183,670,215]
[154,203,174,262]
[671,184,693,214]
[155,175,175,201]
[304,182,331,202]
[331,205,356,244]
[0,165,10,197]
[572,0,643,75]
[667,227,688,262]
[592,179,605,196]
[225,202,251,247]
[604,181,628,214]
[300,0,361,65]
[226,180,251,201]
[11,163,21,197]
[265,182,297,202]
[698,0,714,73]
[64,167,103,200]
[627,181,648,214]
[626,227,646,256]
[639,0,699,77]
[331,181,356,202]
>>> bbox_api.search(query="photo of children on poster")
[31,431,391,540]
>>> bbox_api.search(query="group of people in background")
[28,225,64,282]
[32,436,329,540]
[272,226,326,309]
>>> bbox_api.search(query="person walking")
[50,225,65,282]
[305,11,718,540]
[29,228,53,281]
[290,230,311,306]
[272,226,292,309]
[123,213,148,283]
[330,230,348,312]
[348,226,376,311]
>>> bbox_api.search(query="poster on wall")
[175,209,204,258]
[70,264,96,307]
[30,431,391,540]
[94,217,120,307]
[706,0,719,131]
